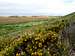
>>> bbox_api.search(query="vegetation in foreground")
[0,12,75,56]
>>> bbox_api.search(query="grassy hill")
[0,12,75,56]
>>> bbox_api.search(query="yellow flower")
[35,37,40,40]
[53,33,56,36]
[38,53,43,56]
[47,48,50,51]
[47,51,49,54]
[30,48,32,51]
[53,54,57,56]
[36,41,38,44]
[34,52,37,55]
[24,39,27,41]
[38,43,42,47]
[31,53,34,55]
[16,53,20,56]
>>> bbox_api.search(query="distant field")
[0,16,48,24]
[0,16,60,24]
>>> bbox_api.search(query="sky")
[0,0,75,16]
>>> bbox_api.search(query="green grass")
[0,20,48,37]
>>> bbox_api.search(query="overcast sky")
[0,0,75,16]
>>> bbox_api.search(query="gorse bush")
[3,30,60,56]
